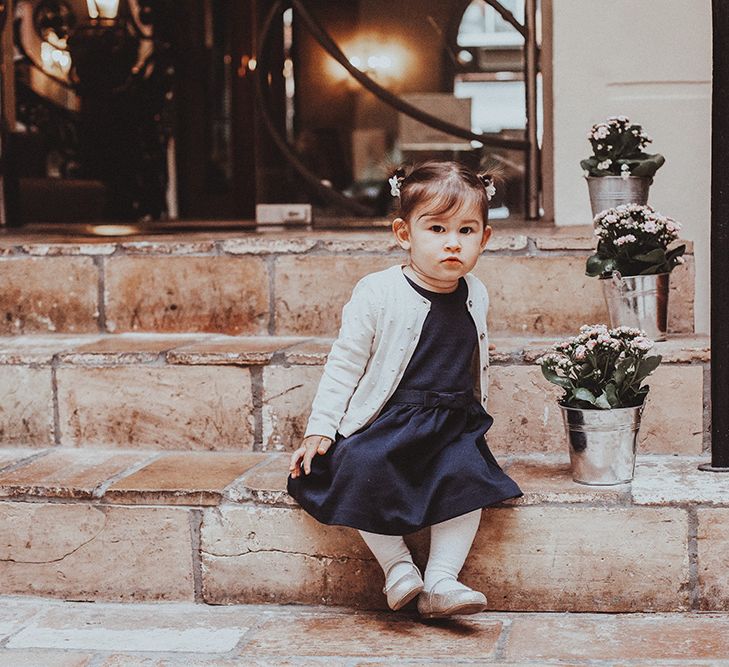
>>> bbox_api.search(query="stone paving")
[1,596,729,665]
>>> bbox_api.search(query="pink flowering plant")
[581,115,665,178]
[537,324,662,409]
[586,204,686,277]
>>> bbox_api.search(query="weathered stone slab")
[0,335,101,364]
[243,614,503,659]
[0,449,150,499]
[57,366,254,449]
[485,234,529,251]
[104,451,264,505]
[0,366,54,446]
[283,338,332,365]
[487,365,565,455]
[7,603,253,652]
[318,236,402,253]
[0,257,99,334]
[474,255,693,335]
[505,612,729,662]
[200,505,376,606]
[98,657,320,667]
[119,239,216,254]
[0,596,47,642]
[638,364,704,455]
[221,237,318,255]
[261,365,322,451]
[505,456,630,504]
[202,504,371,561]
[668,255,695,334]
[535,235,596,250]
[0,502,194,600]
[105,256,269,334]
[0,448,45,471]
[487,365,703,456]
[652,334,710,363]
[20,242,116,256]
[487,336,538,363]
[204,548,349,606]
[274,255,395,336]
[475,256,608,335]
[225,453,295,505]
[632,456,729,505]
[58,334,204,365]
[463,506,689,611]
[697,508,729,610]
[167,336,302,365]
[0,650,93,666]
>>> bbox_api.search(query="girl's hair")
[390,161,499,225]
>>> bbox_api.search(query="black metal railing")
[256,0,541,219]
[700,2,729,473]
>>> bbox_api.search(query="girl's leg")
[357,530,416,582]
[424,508,482,594]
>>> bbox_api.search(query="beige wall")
[551,0,711,333]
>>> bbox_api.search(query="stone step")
[0,333,709,455]
[0,446,726,612]
[0,228,695,336]
[3,597,729,665]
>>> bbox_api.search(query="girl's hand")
[289,435,333,478]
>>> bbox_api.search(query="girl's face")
[393,198,492,289]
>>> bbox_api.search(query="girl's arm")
[303,279,378,441]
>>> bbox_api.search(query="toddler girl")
[287,160,523,618]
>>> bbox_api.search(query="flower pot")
[585,176,652,217]
[600,272,669,341]
[559,403,644,485]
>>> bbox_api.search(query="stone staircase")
[0,226,723,613]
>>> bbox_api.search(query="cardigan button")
[479,333,485,340]
[468,300,473,307]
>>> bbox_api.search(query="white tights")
[358,509,481,594]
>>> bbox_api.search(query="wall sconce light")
[327,35,408,86]
[86,0,120,21]
[349,54,393,75]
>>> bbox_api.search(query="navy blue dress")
[287,274,523,535]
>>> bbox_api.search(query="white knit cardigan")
[304,263,490,441]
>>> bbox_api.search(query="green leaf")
[639,264,665,275]
[573,387,599,406]
[586,254,606,277]
[586,255,616,277]
[613,357,633,387]
[666,244,686,261]
[540,366,573,389]
[634,248,667,263]
[636,355,662,379]
[580,158,595,171]
[604,382,620,408]
[629,153,666,177]
[594,392,612,409]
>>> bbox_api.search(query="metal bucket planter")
[585,176,651,217]
[601,272,669,341]
[559,403,645,485]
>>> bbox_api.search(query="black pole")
[700,1,729,472]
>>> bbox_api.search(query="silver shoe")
[383,564,424,611]
[417,585,487,618]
